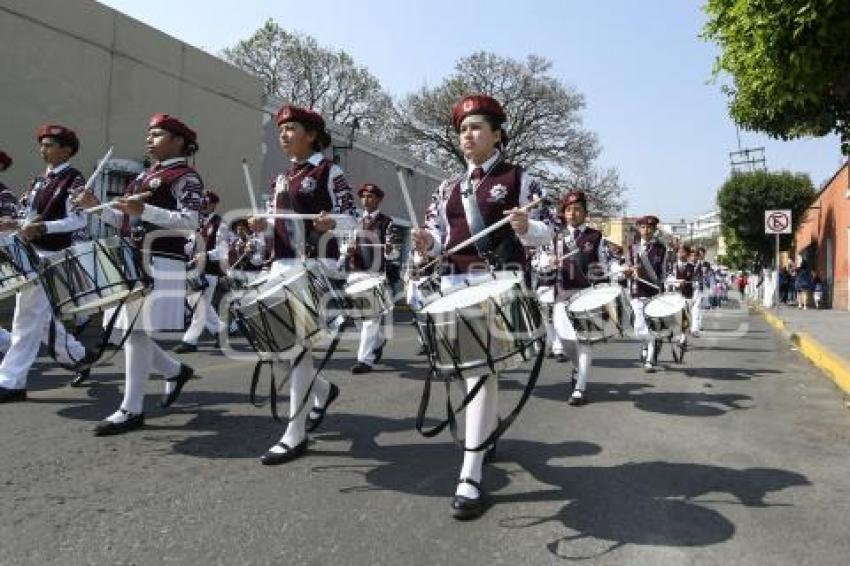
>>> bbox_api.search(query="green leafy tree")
[702,0,850,152]
[222,19,393,138]
[716,170,816,267]
[392,52,626,214]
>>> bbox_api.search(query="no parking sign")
[765,210,792,234]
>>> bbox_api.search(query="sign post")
[765,210,792,309]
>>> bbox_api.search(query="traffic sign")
[765,210,792,234]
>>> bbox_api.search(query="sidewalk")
[755,304,850,396]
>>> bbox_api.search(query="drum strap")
[414,334,545,452]
[248,317,352,421]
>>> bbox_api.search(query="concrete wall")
[0,0,264,213]
[261,105,446,225]
[795,162,850,310]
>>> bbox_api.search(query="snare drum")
[415,277,544,376]
[233,264,336,355]
[644,292,690,338]
[343,272,393,320]
[566,284,633,343]
[39,237,149,319]
[0,235,39,300]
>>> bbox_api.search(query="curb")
[753,305,850,395]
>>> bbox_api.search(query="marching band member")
[624,215,666,373]
[75,113,202,434]
[666,243,696,350]
[552,190,611,406]
[346,183,397,374]
[175,189,227,352]
[0,126,92,402]
[0,151,17,356]
[248,104,356,465]
[530,243,565,361]
[227,218,266,271]
[412,94,554,520]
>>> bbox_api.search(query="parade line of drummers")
[0,95,719,520]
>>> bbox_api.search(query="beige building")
[0,0,265,213]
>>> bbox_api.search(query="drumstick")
[241,158,259,215]
[419,197,543,271]
[256,213,350,220]
[83,191,152,214]
[83,146,114,193]
[395,167,419,230]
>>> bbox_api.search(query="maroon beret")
[276,105,325,129]
[148,113,197,146]
[561,190,587,209]
[451,94,507,131]
[36,124,79,155]
[636,215,660,227]
[204,189,220,205]
[0,151,11,170]
[679,244,692,254]
[230,217,250,230]
[357,183,384,199]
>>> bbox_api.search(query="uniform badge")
[149,177,162,189]
[488,184,508,202]
[463,99,475,112]
[274,175,288,194]
[300,177,317,194]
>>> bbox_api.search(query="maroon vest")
[31,166,84,251]
[124,163,199,258]
[629,240,667,298]
[271,158,340,260]
[200,213,223,275]
[443,162,526,273]
[559,227,603,291]
[675,261,696,299]
[348,212,393,272]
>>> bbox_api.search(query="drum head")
[420,279,517,314]
[568,285,622,313]
[345,275,386,295]
[645,293,687,318]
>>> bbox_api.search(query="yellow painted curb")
[754,305,850,396]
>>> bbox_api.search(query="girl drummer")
[412,94,554,520]
[248,105,356,466]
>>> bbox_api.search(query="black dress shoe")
[556,353,568,363]
[259,439,308,465]
[0,386,26,403]
[173,342,198,354]
[305,382,340,432]
[94,410,144,436]
[70,368,90,388]
[351,362,373,374]
[160,364,195,408]
[451,477,486,521]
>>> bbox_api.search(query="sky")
[97,0,845,221]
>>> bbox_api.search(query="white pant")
[631,298,658,361]
[691,290,703,332]
[119,331,182,414]
[543,303,564,355]
[0,285,86,390]
[552,301,592,391]
[356,316,385,366]
[182,275,224,345]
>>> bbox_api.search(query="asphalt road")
[2,301,849,565]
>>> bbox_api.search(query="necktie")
[471,167,485,183]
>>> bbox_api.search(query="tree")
[392,52,626,214]
[222,19,393,138]
[716,170,816,267]
[702,0,850,153]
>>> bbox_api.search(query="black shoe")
[351,362,373,375]
[259,439,308,466]
[305,382,340,432]
[547,350,555,359]
[451,477,486,520]
[70,368,90,388]
[568,390,587,406]
[0,386,26,403]
[213,338,220,349]
[373,341,386,364]
[556,353,568,363]
[94,410,144,436]
[160,364,195,408]
[173,342,197,354]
